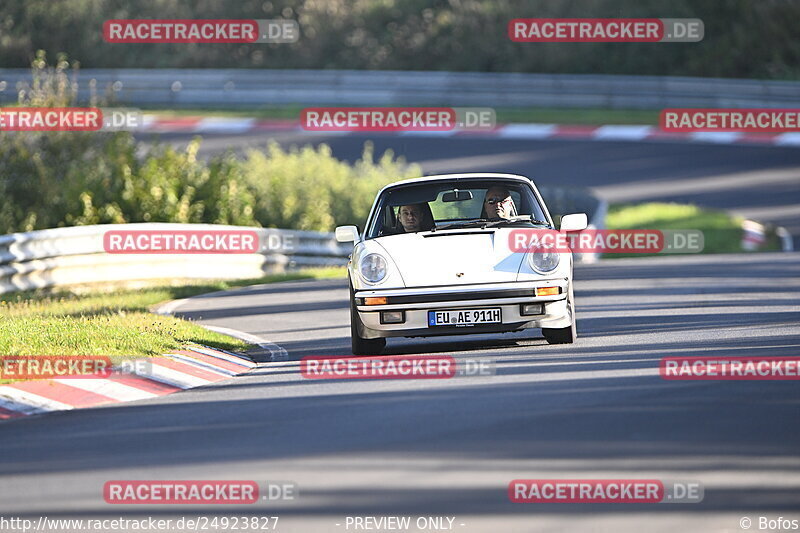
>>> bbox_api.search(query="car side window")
[378,206,397,235]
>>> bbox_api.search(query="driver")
[481,186,516,220]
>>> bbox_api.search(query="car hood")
[375,229,525,288]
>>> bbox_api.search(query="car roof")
[377,173,534,195]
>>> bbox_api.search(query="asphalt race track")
[2,133,798,532]
[1,252,799,532]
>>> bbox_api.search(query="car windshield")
[365,179,550,239]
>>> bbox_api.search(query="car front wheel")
[350,284,386,355]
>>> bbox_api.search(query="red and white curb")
[0,346,257,421]
[139,116,800,147]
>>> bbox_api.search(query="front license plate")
[428,308,502,327]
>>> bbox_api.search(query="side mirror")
[560,213,588,232]
[335,225,361,243]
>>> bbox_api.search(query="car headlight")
[359,253,388,283]
[528,245,560,273]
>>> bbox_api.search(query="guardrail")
[1,69,798,109]
[0,223,352,295]
[0,187,604,294]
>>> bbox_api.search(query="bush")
[0,133,420,234]
[241,141,418,231]
[0,133,419,234]
[0,53,421,234]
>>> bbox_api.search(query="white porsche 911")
[335,173,588,355]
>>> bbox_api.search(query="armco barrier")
[1,69,798,109]
[0,223,352,295]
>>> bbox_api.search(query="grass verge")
[0,267,347,384]
[606,203,782,257]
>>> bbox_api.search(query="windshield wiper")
[482,216,550,229]
[431,219,486,232]
[432,215,551,232]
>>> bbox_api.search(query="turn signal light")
[364,297,388,305]
[536,286,560,296]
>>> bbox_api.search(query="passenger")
[396,203,434,232]
[481,186,516,220]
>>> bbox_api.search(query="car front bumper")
[354,280,572,339]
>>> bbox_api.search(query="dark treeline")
[0,0,797,79]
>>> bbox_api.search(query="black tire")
[349,284,386,355]
[542,285,577,345]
